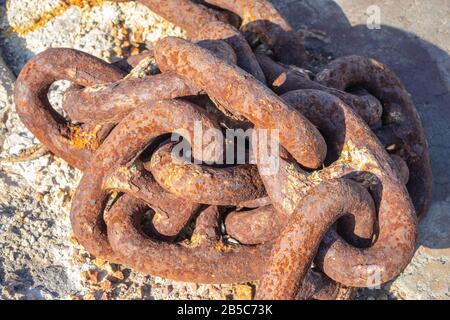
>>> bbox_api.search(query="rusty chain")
[13,0,432,300]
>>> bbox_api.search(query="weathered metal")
[13,0,431,300]
[154,37,327,169]
[146,142,267,206]
[14,48,125,170]
[205,0,308,66]
[63,40,236,124]
[256,53,383,127]
[228,90,417,289]
[316,56,432,219]
[257,179,376,300]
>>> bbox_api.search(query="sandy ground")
[0,0,448,300]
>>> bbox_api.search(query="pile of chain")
[13,0,432,300]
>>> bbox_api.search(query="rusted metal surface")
[14,48,125,170]
[316,56,432,219]
[64,72,201,124]
[114,0,230,39]
[226,90,417,289]
[112,1,263,81]
[13,0,432,300]
[105,194,272,283]
[196,21,266,82]
[146,142,267,206]
[225,205,285,245]
[63,40,235,124]
[103,161,202,237]
[205,0,308,66]
[253,90,417,288]
[295,270,356,300]
[69,98,275,283]
[69,99,223,262]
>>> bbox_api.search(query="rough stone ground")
[0,0,448,300]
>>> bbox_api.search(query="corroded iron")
[13,0,432,300]
[315,56,432,219]
[146,142,267,206]
[154,37,327,169]
[257,179,376,300]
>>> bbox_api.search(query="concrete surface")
[0,0,449,300]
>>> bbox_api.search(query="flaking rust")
[13,0,431,300]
